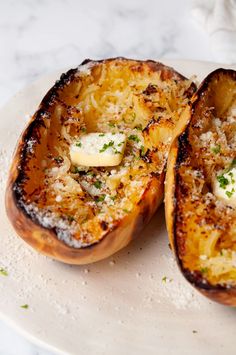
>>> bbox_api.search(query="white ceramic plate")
[1,60,236,355]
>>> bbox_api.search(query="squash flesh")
[174,70,236,286]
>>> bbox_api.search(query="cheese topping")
[70,132,126,167]
[213,167,236,206]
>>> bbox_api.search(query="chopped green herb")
[228,172,235,184]
[232,158,236,166]
[118,141,125,147]
[21,304,29,309]
[128,134,140,143]
[135,124,143,131]
[81,127,87,133]
[99,140,114,153]
[93,181,102,189]
[123,208,130,213]
[200,267,208,274]
[96,194,106,202]
[110,196,117,201]
[114,148,121,154]
[87,171,96,177]
[226,188,235,198]
[217,174,229,189]
[71,166,81,174]
[162,276,167,283]
[108,122,115,127]
[211,145,221,154]
[99,133,105,137]
[0,268,8,276]
[140,145,145,156]
[76,142,82,148]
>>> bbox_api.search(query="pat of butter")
[70,133,126,167]
[213,167,236,206]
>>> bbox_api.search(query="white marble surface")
[0,0,216,354]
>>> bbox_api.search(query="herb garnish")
[228,171,235,184]
[216,174,229,189]
[108,122,115,127]
[200,267,208,274]
[118,141,125,147]
[140,145,145,156]
[99,133,105,137]
[135,124,143,131]
[96,194,106,202]
[226,188,235,198]
[81,127,87,133]
[0,268,8,276]
[93,181,102,189]
[162,276,167,283]
[76,142,82,148]
[99,140,114,153]
[21,304,29,309]
[128,135,140,143]
[71,166,81,174]
[211,145,221,154]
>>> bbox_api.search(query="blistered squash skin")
[165,68,236,306]
[6,57,195,264]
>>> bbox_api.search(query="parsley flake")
[96,194,106,203]
[76,142,82,148]
[217,174,229,189]
[135,124,143,131]
[21,304,29,309]
[226,188,235,198]
[128,134,140,143]
[140,145,145,156]
[211,145,221,154]
[0,268,8,276]
[93,181,102,189]
[200,267,208,274]
[99,141,114,153]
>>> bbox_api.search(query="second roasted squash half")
[165,68,236,305]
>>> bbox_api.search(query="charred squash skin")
[6,57,195,265]
[165,68,236,306]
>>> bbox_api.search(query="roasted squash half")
[165,68,236,305]
[6,58,195,264]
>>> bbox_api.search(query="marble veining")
[0,0,216,354]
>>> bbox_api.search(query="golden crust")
[165,68,236,305]
[6,57,195,264]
